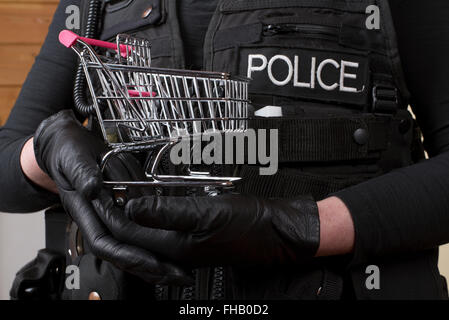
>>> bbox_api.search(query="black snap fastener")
[354,128,369,145]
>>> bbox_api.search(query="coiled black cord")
[73,0,102,116]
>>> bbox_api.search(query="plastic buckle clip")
[372,85,399,114]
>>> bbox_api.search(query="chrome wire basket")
[59,30,249,188]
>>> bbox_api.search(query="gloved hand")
[118,194,320,267]
[33,110,193,285]
[34,109,106,199]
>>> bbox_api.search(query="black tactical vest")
[70,0,446,300]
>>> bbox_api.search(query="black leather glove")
[121,194,320,267]
[34,110,193,285]
[34,110,106,199]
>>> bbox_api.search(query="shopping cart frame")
[60,30,250,189]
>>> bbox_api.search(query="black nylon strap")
[236,165,369,200]
[249,115,392,163]
[378,0,411,102]
[221,0,368,13]
[370,73,402,113]
[45,206,69,256]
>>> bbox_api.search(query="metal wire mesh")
[116,33,152,67]
[76,34,249,147]
[97,67,249,144]
[66,32,249,187]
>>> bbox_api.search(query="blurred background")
[0,0,448,300]
[0,0,57,300]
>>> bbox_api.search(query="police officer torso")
[69,0,443,300]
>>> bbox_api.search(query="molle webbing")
[236,165,369,200]
[249,115,392,163]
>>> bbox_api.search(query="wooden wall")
[0,0,58,125]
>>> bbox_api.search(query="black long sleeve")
[335,0,449,264]
[0,0,79,212]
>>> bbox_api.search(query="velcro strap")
[249,115,391,163]
[236,165,370,200]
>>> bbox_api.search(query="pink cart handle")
[59,30,129,58]
[128,90,157,97]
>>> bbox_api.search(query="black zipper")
[263,23,339,38]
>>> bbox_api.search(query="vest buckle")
[372,85,399,114]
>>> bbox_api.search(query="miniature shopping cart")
[59,30,249,190]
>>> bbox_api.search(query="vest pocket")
[99,0,173,67]
[263,23,340,40]
[209,6,373,108]
[214,43,370,108]
[100,0,164,41]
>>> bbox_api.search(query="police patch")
[239,47,369,106]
